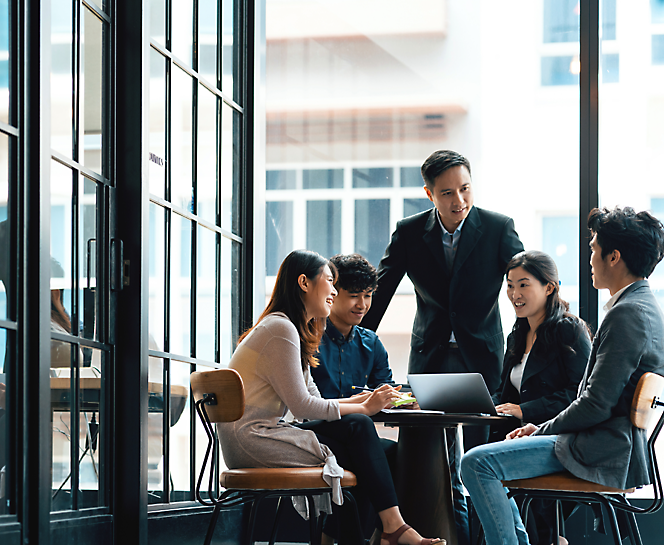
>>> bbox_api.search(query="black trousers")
[297,414,398,540]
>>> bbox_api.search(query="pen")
[351,386,374,392]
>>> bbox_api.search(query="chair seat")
[503,471,635,494]
[221,467,358,490]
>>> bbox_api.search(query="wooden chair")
[190,368,363,545]
[487,372,664,545]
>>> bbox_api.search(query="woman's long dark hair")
[506,251,589,361]
[239,250,335,370]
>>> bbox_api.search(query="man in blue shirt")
[312,253,398,544]
[312,253,396,398]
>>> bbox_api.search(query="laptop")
[407,372,498,415]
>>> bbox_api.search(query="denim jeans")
[460,435,563,545]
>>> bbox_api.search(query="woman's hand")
[506,423,539,440]
[495,403,523,420]
[361,384,400,415]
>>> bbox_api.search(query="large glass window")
[49,0,110,513]
[599,0,664,317]
[263,0,580,383]
[147,0,244,505]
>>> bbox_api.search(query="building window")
[267,169,296,190]
[307,200,341,258]
[653,34,664,64]
[404,198,432,218]
[355,199,390,267]
[542,56,580,86]
[601,53,620,83]
[303,169,343,189]
[400,167,423,188]
[266,201,293,276]
[352,167,393,189]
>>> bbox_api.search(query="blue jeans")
[460,435,563,545]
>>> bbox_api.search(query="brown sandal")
[380,523,445,545]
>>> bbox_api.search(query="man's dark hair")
[329,253,378,293]
[421,150,471,189]
[587,206,664,278]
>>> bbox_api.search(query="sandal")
[380,523,445,545]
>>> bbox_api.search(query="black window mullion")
[162,357,171,502]
[73,0,81,164]
[579,0,600,332]
[71,345,81,509]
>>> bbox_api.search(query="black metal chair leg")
[268,497,286,545]
[600,501,622,545]
[204,504,223,545]
[625,511,642,545]
[246,495,267,545]
[306,495,319,545]
[342,490,364,545]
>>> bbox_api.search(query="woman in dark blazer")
[490,250,592,544]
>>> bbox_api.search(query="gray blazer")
[534,280,664,489]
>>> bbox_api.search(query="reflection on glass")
[170,213,191,356]
[199,0,218,81]
[352,168,392,189]
[51,341,74,511]
[149,49,166,199]
[222,0,235,98]
[169,361,191,500]
[303,169,343,189]
[197,226,216,362]
[149,203,166,349]
[81,7,103,173]
[198,85,217,225]
[51,0,73,156]
[221,102,239,233]
[171,67,193,212]
[220,237,236,364]
[51,161,73,322]
[355,199,389,268]
[0,133,8,321]
[172,0,193,67]
[404,198,431,218]
[0,0,9,124]
[265,201,292,276]
[307,200,341,258]
[401,167,423,188]
[147,352,164,503]
[266,170,296,190]
[0,328,10,513]
[149,0,166,47]
[78,348,103,508]
[80,177,98,340]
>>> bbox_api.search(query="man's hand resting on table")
[506,423,539,440]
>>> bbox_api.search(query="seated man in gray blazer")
[460,206,664,545]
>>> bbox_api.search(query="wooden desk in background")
[50,377,188,425]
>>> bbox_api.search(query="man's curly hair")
[329,253,378,293]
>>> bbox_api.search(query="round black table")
[373,410,516,545]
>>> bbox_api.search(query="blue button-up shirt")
[311,318,395,399]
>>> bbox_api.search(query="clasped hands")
[506,422,539,440]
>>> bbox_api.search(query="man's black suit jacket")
[361,206,523,393]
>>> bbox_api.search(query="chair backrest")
[630,372,664,430]
[190,368,245,423]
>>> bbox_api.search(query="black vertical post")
[22,0,52,541]
[115,0,149,543]
[579,0,600,332]
[241,0,255,337]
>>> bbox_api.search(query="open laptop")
[407,372,498,415]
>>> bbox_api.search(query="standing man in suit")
[361,150,524,545]
[461,207,664,545]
